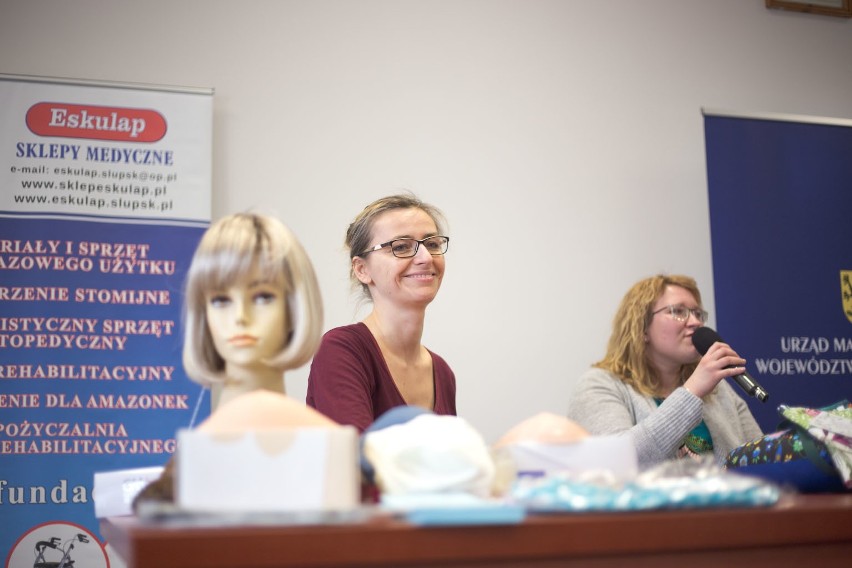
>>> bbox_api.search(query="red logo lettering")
[26,103,167,142]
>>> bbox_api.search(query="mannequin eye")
[208,293,231,308]
[253,291,278,305]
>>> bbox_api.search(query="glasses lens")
[390,239,417,257]
[667,305,707,323]
[670,306,689,321]
[423,236,448,255]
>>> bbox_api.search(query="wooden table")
[101,494,852,568]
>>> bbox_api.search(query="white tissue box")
[92,466,165,518]
[505,434,638,481]
[176,427,359,513]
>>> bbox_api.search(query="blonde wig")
[594,274,702,397]
[182,213,323,386]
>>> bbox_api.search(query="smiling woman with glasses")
[566,274,762,469]
[306,193,457,433]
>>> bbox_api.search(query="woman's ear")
[352,256,372,285]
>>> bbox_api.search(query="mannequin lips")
[228,335,258,346]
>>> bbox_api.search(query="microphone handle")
[731,370,769,402]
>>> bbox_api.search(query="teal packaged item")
[510,458,779,512]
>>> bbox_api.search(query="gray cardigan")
[567,368,763,469]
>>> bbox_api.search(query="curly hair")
[594,274,703,396]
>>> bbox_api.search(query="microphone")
[691,327,769,402]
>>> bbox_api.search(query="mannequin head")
[182,213,323,386]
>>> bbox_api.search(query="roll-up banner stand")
[1,74,212,567]
[703,109,852,432]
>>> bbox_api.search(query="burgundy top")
[306,323,457,432]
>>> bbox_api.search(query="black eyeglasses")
[360,235,450,258]
[651,304,708,324]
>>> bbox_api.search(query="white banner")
[1,74,211,222]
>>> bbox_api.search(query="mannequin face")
[205,264,288,374]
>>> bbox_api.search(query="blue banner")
[1,75,212,567]
[703,111,852,433]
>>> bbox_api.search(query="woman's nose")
[412,243,433,261]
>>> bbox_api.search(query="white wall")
[2,0,851,442]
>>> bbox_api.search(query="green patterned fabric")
[655,398,713,458]
[778,402,852,487]
[724,401,851,492]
